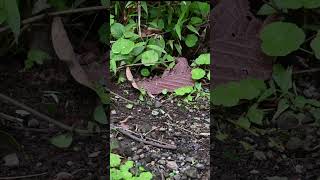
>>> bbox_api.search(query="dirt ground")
[110,83,210,179]
[0,58,107,179]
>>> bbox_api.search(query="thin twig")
[0,93,93,135]
[293,68,320,75]
[110,124,177,150]
[0,112,23,123]
[116,60,174,70]
[0,6,107,33]
[108,90,138,105]
[137,1,142,37]
[0,172,48,180]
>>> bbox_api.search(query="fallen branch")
[0,93,93,135]
[0,172,48,180]
[111,124,177,150]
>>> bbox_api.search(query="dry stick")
[137,1,142,37]
[110,124,177,150]
[0,93,92,135]
[293,68,320,75]
[0,6,107,33]
[0,172,48,180]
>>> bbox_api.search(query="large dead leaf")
[51,17,105,89]
[211,0,273,86]
[134,57,194,95]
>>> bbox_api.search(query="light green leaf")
[175,23,182,40]
[247,105,264,125]
[272,64,292,93]
[50,133,73,148]
[140,68,150,77]
[0,8,7,24]
[236,117,251,129]
[185,34,198,47]
[4,0,20,42]
[25,49,50,69]
[110,153,122,167]
[112,38,135,55]
[190,17,202,25]
[93,105,107,124]
[187,25,199,35]
[195,53,210,65]
[111,23,125,39]
[174,86,193,96]
[191,68,205,80]
[174,43,182,55]
[141,50,158,66]
[311,31,320,60]
[260,22,305,56]
[147,45,166,53]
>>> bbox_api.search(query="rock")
[195,163,205,170]
[295,164,303,173]
[254,151,267,161]
[136,149,143,154]
[250,169,259,174]
[154,101,162,108]
[36,162,42,167]
[286,137,303,150]
[166,161,178,170]
[151,109,159,116]
[173,174,181,180]
[66,161,73,166]
[88,151,101,158]
[277,111,300,130]
[185,157,194,163]
[139,154,145,159]
[3,153,19,167]
[28,118,40,128]
[158,159,166,165]
[184,167,198,178]
[111,110,117,115]
[132,155,139,161]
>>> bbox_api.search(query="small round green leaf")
[110,153,121,167]
[140,68,150,77]
[111,23,125,39]
[141,50,159,66]
[112,38,135,55]
[50,133,73,148]
[311,31,320,60]
[260,22,305,56]
[195,53,210,65]
[191,68,206,80]
[185,34,198,47]
[94,105,107,124]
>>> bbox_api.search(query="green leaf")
[276,0,303,9]
[140,68,150,77]
[207,71,210,80]
[195,53,210,65]
[4,0,20,43]
[190,17,202,25]
[0,8,7,24]
[257,4,277,15]
[175,22,182,40]
[50,133,73,148]
[138,172,153,180]
[98,23,108,44]
[101,0,109,7]
[272,64,292,93]
[174,86,193,96]
[237,78,266,100]
[293,96,308,108]
[236,117,251,129]
[111,23,125,39]
[141,1,148,14]
[126,104,133,109]
[141,50,158,66]
[147,45,166,53]
[211,82,241,107]
[174,43,182,55]
[112,38,135,55]
[302,0,320,9]
[191,68,205,80]
[260,22,305,56]
[187,25,199,35]
[185,34,198,47]
[48,0,67,10]
[162,89,168,95]
[25,49,50,69]
[93,105,107,124]
[110,153,122,167]
[311,31,320,60]
[247,105,264,125]
[272,98,290,121]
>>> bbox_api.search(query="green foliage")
[110,153,153,180]
[311,31,320,60]
[191,68,205,80]
[93,105,107,125]
[50,133,73,148]
[174,86,193,96]
[2,0,20,42]
[140,68,150,77]
[24,49,50,70]
[185,34,198,47]
[260,22,305,56]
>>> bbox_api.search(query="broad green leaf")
[272,98,290,121]
[311,31,320,60]
[137,172,153,180]
[0,8,7,24]
[211,82,241,107]
[276,0,303,9]
[175,22,182,40]
[141,1,148,14]
[237,78,266,100]
[174,86,193,96]
[260,22,305,56]
[191,68,205,80]
[50,133,73,148]
[257,4,277,15]
[272,64,292,93]
[147,45,166,53]
[236,117,251,129]
[141,50,158,66]
[293,96,308,108]
[112,38,135,55]
[190,17,202,25]
[111,23,125,39]
[194,53,210,65]
[247,105,264,125]
[140,68,150,77]
[187,25,199,35]
[94,105,107,124]
[110,153,122,167]
[185,34,198,47]
[303,0,320,9]
[25,49,50,69]
[4,0,20,42]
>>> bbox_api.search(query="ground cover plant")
[211,0,320,179]
[110,1,210,179]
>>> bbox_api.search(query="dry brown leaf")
[126,67,139,89]
[135,57,194,95]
